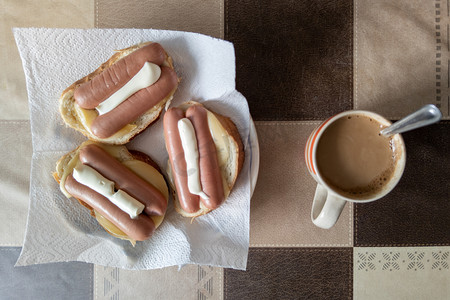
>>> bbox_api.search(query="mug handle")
[311,184,347,229]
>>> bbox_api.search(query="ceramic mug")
[304,110,406,229]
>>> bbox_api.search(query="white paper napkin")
[13,28,251,270]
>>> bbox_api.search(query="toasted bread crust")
[212,111,245,181]
[59,42,178,145]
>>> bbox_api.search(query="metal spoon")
[380,104,442,136]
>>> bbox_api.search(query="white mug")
[304,110,406,229]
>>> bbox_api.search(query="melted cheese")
[74,103,137,138]
[206,111,231,197]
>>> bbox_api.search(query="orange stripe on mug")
[305,134,313,172]
[305,128,317,173]
[308,116,334,175]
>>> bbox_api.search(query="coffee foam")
[327,163,397,199]
[317,113,401,200]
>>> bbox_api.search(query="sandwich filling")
[96,62,161,115]
[177,118,210,200]
[72,164,145,219]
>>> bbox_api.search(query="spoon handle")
[380,104,442,136]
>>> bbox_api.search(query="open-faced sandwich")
[163,101,244,219]
[59,42,179,144]
[53,141,169,244]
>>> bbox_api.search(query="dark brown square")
[355,122,450,246]
[225,0,353,121]
[224,248,352,299]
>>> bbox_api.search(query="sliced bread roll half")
[53,141,169,245]
[59,42,179,145]
[165,101,244,219]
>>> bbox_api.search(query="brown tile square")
[355,122,450,246]
[224,248,353,299]
[225,0,353,121]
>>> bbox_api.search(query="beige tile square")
[0,121,31,246]
[0,0,94,120]
[96,0,224,39]
[250,122,353,247]
[94,264,223,300]
[355,0,449,119]
[354,247,450,299]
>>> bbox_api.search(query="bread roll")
[165,101,244,219]
[53,141,169,244]
[59,42,178,145]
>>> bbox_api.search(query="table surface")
[1,1,449,299]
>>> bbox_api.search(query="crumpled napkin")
[13,28,251,270]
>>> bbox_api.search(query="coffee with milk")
[316,114,400,199]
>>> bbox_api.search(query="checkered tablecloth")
[1,0,449,299]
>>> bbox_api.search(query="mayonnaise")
[177,118,209,200]
[72,164,145,218]
[96,62,161,115]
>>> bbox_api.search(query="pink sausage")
[91,66,178,138]
[163,107,201,213]
[185,105,224,210]
[74,43,166,109]
[65,174,156,241]
[78,144,167,217]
